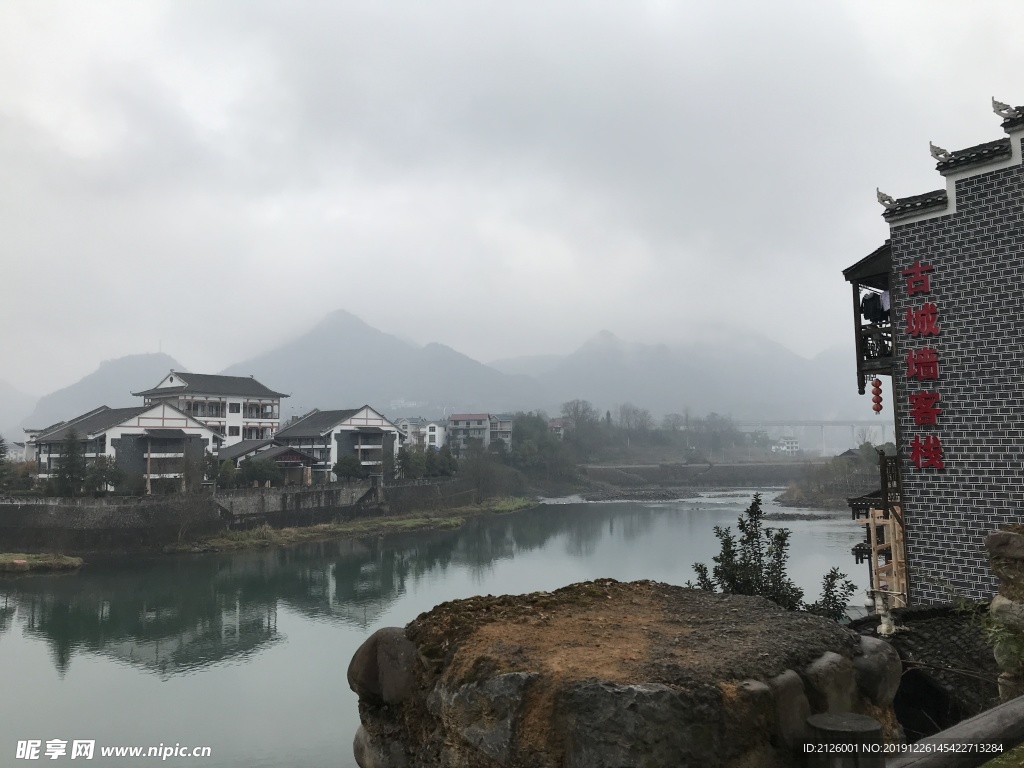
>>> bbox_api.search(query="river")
[0,490,865,767]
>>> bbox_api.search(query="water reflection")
[0,503,664,677]
[0,495,853,683]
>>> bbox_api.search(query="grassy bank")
[167,496,538,554]
[0,553,85,573]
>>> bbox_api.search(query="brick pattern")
[889,160,1024,605]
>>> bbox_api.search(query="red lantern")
[870,379,883,415]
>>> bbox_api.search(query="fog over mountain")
[15,353,184,435]
[0,381,38,442]
[4,311,872,440]
[220,310,543,418]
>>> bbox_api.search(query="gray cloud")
[3,0,1023,395]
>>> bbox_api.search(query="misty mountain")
[0,380,38,442]
[548,331,866,420]
[220,310,544,417]
[487,354,563,378]
[17,353,184,433]
[532,330,868,421]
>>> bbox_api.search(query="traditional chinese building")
[844,99,1024,606]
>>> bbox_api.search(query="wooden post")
[805,712,884,768]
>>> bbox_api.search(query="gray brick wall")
[889,153,1024,605]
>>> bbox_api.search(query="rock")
[803,652,856,713]
[991,595,1024,631]
[768,669,811,749]
[853,636,902,706]
[987,531,1024,561]
[348,627,418,705]
[353,726,408,768]
[735,679,773,730]
[992,636,1024,675]
[998,672,1024,702]
[438,672,537,764]
[557,681,723,768]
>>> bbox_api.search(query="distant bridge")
[735,419,895,454]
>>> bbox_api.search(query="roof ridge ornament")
[993,97,1021,120]
[876,188,896,209]
[929,142,952,161]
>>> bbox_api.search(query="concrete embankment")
[0,479,481,555]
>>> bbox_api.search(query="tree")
[691,493,855,621]
[662,413,686,431]
[84,456,124,494]
[438,444,458,475]
[561,399,599,429]
[219,459,237,489]
[54,429,87,497]
[334,454,365,482]
[239,458,281,487]
[0,435,9,488]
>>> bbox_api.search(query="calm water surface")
[0,490,864,767]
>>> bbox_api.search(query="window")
[229,403,240,413]
[429,435,436,444]
[476,420,483,426]
[428,426,436,433]
[228,426,240,436]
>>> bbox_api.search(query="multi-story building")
[393,417,447,450]
[33,402,221,493]
[447,414,491,453]
[275,406,400,480]
[548,418,571,440]
[843,99,1024,606]
[132,372,287,446]
[423,420,447,449]
[489,414,513,448]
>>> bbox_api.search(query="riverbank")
[0,553,84,573]
[165,496,539,554]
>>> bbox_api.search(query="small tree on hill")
[692,493,856,621]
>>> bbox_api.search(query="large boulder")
[348,627,419,705]
[350,579,899,767]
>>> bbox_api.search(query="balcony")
[843,241,893,395]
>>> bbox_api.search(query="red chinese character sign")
[901,258,944,471]
[910,435,944,469]
[901,259,935,295]
[906,347,940,380]
[906,303,940,336]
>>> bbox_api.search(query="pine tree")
[54,429,87,497]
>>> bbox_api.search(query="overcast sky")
[3,1,1023,395]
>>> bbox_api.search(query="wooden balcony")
[843,241,894,395]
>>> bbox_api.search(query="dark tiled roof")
[882,189,948,222]
[1001,107,1024,132]
[254,444,317,463]
[848,604,998,720]
[143,429,189,438]
[35,406,148,444]
[133,372,287,399]
[276,408,362,439]
[218,439,278,463]
[935,138,1012,173]
[842,241,891,290]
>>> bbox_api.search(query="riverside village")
[3,40,1024,768]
